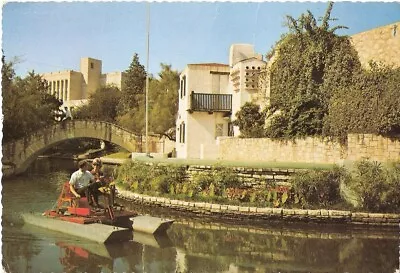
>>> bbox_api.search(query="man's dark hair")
[78,160,88,169]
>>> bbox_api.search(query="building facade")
[175,63,232,159]
[175,21,400,160]
[41,57,126,111]
[175,45,266,159]
[351,21,399,68]
[229,44,267,136]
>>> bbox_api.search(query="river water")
[2,158,399,273]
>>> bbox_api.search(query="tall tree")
[117,62,180,138]
[117,53,147,134]
[1,53,15,93]
[118,53,146,115]
[265,2,361,138]
[148,64,179,140]
[2,58,61,142]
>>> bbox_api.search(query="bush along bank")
[113,160,400,226]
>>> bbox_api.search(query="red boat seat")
[57,182,88,212]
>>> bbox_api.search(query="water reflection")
[8,223,177,273]
[2,158,399,273]
[167,221,398,273]
[57,241,114,273]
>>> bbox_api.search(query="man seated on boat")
[90,158,116,207]
[69,160,101,208]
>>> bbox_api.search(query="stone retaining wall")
[187,165,294,188]
[117,187,400,227]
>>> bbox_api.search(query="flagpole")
[145,3,150,156]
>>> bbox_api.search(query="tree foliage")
[233,102,266,138]
[148,64,179,140]
[265,2,361,139]
[74,85,121,122]
[235,3,400,140]
[118,53,146,115]
[325,62,400,138]
[116,53,147,134]
[117,62,179,138]
[117,96,146,135]
[2,56,61,142]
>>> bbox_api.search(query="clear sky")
[3,1,400,78]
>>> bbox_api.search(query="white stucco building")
[175,44,266,159]
[229,44,267,136]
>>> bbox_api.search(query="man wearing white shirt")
[69,160,100,207]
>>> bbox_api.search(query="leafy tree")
[117,53,147,134]
[117,97,146,134]
[148,64,179,140]
[75,85,121,122]
[117,63,180,138]
[233,102,266,138]
[1,53,15,93]
[265,2,361,139]
[2,57,61,142]
[118,53,146,115]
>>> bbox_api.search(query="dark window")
[180,79,183,98]
[183,76,186,97]
[90,62,94,69]
[179,122,186,143]
[228,122,234,137]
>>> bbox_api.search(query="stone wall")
[218,134,400,164]
[347,134,400,162]
[351,21,400,68]
[117,188,400,227]
[187,165,293,189]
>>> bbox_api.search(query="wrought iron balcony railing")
[190,92,232,113]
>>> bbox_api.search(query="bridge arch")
[2,120,143,175]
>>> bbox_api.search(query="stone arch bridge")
[2,120,160,175]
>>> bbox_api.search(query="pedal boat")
[22,182,174,243]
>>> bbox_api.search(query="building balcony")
[189,92,232,113]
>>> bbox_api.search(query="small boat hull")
[131,215,174,234]
[22,213,131,243]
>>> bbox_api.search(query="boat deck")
[45,209,138,226]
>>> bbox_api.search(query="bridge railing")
[3,119,147,145]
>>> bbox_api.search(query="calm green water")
[2,158,399,273]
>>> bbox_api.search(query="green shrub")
[383,162,400,212]
[212,166,241,191]
[115,159,400,212]
[115,161,186,195]
[191,166,242,197]
[345,160,400,212]
[291,166,345,208]
[346,160,387,212]
[191,172,214,195]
